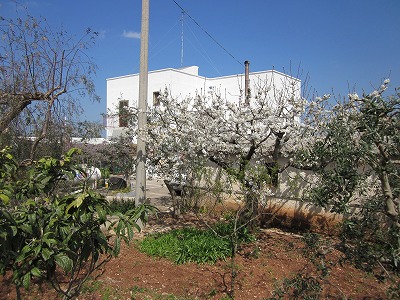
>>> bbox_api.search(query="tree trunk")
[380,170,400,228]
[164,180,181,217]
[0,99,31,132]
[239,190,259,233]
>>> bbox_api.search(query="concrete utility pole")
[136,0,149,206]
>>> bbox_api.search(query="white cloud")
[122,30,140,39]
[97,30,107,39]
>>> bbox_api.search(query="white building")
[105,65,300,139]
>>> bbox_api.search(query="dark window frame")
[119,100,129,127]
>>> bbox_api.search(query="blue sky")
[1,0,399,123]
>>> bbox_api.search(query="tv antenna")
[180,10,184,67]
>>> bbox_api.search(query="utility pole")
[136,0,149,206]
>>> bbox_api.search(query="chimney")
[244,60,250,104]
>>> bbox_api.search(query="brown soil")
[0,212,395,300]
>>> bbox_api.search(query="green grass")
[138,221,254,264]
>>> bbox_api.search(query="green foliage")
[0,147,152,299]
[0,146,17,205]
[340,198,400,273]
[301,119,363,214]
[212,219,255,244]
[139,222,254,264]
[300,87,400,274]
[100,167,111,179]
[100,135,136,177]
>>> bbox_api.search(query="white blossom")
[369,90,380,98]
[348,93,360,101]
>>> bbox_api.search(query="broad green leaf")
[22,272,31,289]
[44,238,57,247]
[0,193,9,204]
[33,245,42,256]
[54,254,73,273]
[115,219,124,234]
[41,248,52,261]
[65,193,86,214]
[40,176,52,185]
[30,267,42,277]
[113,237,121,256]
[95,205,106,221]
[127,223,134,240]
[20,224,33,234]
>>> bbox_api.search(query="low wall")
[260,198,342,234]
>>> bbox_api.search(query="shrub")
[0,147,152,299]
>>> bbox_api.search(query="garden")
[0,211,395,299]
[1,11,399,300]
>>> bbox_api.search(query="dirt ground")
[0,212,395,300]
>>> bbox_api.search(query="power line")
[171,0,243,67]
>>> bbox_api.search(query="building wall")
[106,66,300,139]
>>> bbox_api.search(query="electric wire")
[171,0,243,67]
[184,18,222,75]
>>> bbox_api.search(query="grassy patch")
[138,221,254,264]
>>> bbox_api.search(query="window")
[118,100,129,127]
[153,91,161,106]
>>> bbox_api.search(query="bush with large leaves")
[0,148,152,299]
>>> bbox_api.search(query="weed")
[130,285,148,299]
[81,280,122,300]
[208,288,217,297]
[81,279,103,294]
[269,274,322,300]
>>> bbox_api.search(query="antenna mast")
[180,10,184,67]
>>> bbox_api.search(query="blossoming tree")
[137,73,309,229]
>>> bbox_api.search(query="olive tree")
[297,80,400,273]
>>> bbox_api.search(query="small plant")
[269,274,322,300]
[130,285,148,299]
